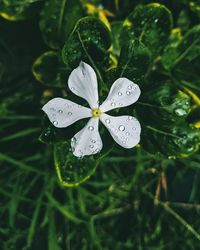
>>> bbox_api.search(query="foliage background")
[0,0,200,249]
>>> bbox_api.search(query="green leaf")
[172,24,200,86]
[39,0,83,49]
[62,16,111,73]
[117,39,151,83]
[32,51,69,87]
[142,123,200,158]
[138,84,192,126]
[110,21,123,57]
[121,3,173,58]
[54,141,105,187]
[0,0,40,21]
[161,28,182,70]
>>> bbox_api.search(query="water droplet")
[119,103,123,106]
[89,145,94,149]
[68,112,72,116]
[118,92,122,96]
[88,126,94,131]
[126,132,130,136]
[122,141,126,144]
[132,127,136,130]
[126,91,131,95]
[105,119,111,124]
[58,110,63,113]
[91,140,96,143]
[174,108,187,116]
[128,116,133,120]
[71,137,76,142]
[53,121,58,126]
[111,102,116,107]
[128,85,132,90]
[119,125,125,131]
[154,19,158,23]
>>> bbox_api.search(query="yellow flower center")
[91,108,101,118]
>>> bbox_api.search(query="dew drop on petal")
[118,92,122,96]
[89,145,94,149]
[105,119,111,124]
[91,140,96,143]
[128,116,133,120]
[126,132,130,136]
[88,126,94,131]
[126,91,131,95]
[128,85,132,90]
[119,125,125,131]
[53,121,58,126]
[132,127,136,130]
[71,137,76,142]
[58,110,63,113]
[68,112,72,116]
[111,102,116,107]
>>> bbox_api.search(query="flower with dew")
[42,62,141,157]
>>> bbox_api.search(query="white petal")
[68,62,99,109]
[71,118,103,157]
[100,113,141,148]
[100,78,141,112]
[42,98,91,128]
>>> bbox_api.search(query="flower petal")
[100,113,141,148]
[100,78,141,112]
[42,98,91,128]
[68,62,99,109]
[71,118,103,157]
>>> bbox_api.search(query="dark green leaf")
[54,141,104,186]
[110,21,123,57]
[172,24,200,86]
[0,0,41,21]
[62,16,111,74]
[39,0,83,49]
[138,84,192,126]
[117,39,151,83]
[32,51,69,87]
[121,3,173,58]
[141,123,200,158]
[161,28,182,71]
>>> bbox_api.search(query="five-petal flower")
[42,62,141,157]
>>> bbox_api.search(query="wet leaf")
[142,123,200,158]
[138,84,192,126]
[62,16,111,73]
[110,21,123,56]
[161,28,182,71]
[121,3,173,58]
[32,51,68,87]
[54,141,104,186]
[117,39,151,83]
[0,0,41,21]
[39,0,83,49]
[172,24,200,86]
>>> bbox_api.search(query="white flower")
[42,62,141,157]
